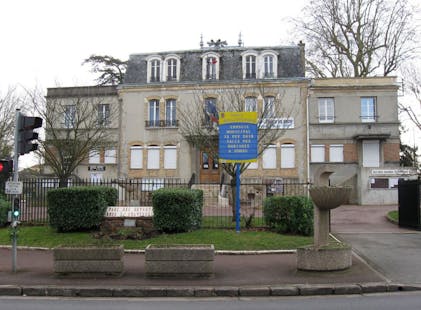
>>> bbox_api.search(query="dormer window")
[146,56,162,83]
[245,55,256,79]
[151,60,160,82]
[260,51,278,79]
[264,55,274,78]
[201,53,220,80]
[164,55,181,82]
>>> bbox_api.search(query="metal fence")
[7,178,310,228]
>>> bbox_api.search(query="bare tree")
[83,55,127,86]
[178,84,297,219]
[294,0,418,77]
[26,87,118,187]
[0,87,23,158]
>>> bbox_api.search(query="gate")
[398,179,421,230]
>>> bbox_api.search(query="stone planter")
[53,245,124,276]
[145,244,215,278]
[297,243,352,271]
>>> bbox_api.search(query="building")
[308,77,412,204]
[45,42,406,204]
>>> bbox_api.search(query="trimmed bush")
[92,186,118,206]
[0,197,10,227]
[152,188,203,233]
[47,187,109,232]
[263,196,313,236]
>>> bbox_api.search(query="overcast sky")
[0,0,307,92]
[1,0,420,167]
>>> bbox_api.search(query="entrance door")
[199,151,220,183]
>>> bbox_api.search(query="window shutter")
[281,144,295,168]
[130,146,143,169]
[164,146,177,169]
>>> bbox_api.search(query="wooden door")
[199,151,220,183]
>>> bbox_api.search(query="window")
[64,105,76,128]
[263,55,274,78]
[361,97,376,122]
[166,99,177,127]
[150,59,161,82]
[263,145,277,169]
[149,99,160,127]
[206,57,217,79]
[311,145,325,163]
[164,146,177,169]
[263,96,275,118]
[329,144,344,162]
[247,161,258,169]
[97,104,110,126]
[104,148,116,164]
[204,98,218,126]
[318,98,334,123]
[89,150,100,164]
[363,140,380,167]
[167,58,177,81]
[281,144,295,168]
[147,146,160,169]
[245,97,257,112]
[370,178,399,189]
[245,55,256,79]
[202,152,209,169]
[130,146,143,169]
[202,53,220,80]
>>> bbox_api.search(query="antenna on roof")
[200,33,204,49]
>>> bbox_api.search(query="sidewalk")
[1,204,421,297]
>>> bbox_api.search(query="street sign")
[5,181,23,195]
[219,112,258,163]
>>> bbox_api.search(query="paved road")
[2,293,421,310]
[332,205,421,284]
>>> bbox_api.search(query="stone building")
[45,42,405,204]
[308,77,411,204]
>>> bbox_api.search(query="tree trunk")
[59,177,69,188]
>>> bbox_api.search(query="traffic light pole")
[11,109,20,273]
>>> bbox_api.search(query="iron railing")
[6,178,310,227]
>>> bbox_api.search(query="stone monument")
[297,186,352,271]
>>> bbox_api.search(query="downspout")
[306,82,311,195]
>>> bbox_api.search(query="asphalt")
[1,204,421,298]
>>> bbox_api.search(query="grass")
[0,226,313,251]
[387,210,398,223]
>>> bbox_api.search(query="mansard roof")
[124,44,305,85]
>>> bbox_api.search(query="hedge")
[152,188,203,233]
[47,186,117,232]
[263,195,313,236]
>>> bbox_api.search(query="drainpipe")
[306,85,311,195]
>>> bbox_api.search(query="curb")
[1,283,421,298]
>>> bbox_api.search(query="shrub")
[0,197,10,227]
[47,187,108,232]
[263,195,313,236]
[92,186,118,206]
[152,188,203,233]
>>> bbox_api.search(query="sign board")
[219,112,258,163]
[5,181,23,195]
[105,206,153,218]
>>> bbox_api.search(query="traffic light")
[18,114,43,155]
[13,198,20,219]
[0,159,13,179]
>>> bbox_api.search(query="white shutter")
[104,149,116,164]
[329,145,344,162]
[147,146,160,169]
[130,146,143,169]
[363,140,380,167]
[89,150,100,164]
[281,144,295,168]
[311,145,325,163]
[263,145,277,169]
[164,146,177,169]
[247,161,258,169]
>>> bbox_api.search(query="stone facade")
[44,44,405,205]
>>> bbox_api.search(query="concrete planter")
[296,243,352,271]
[145,244,215,278]
[53,245,124,276]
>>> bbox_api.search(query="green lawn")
[387,210,398,223]
[0,226,312,251]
